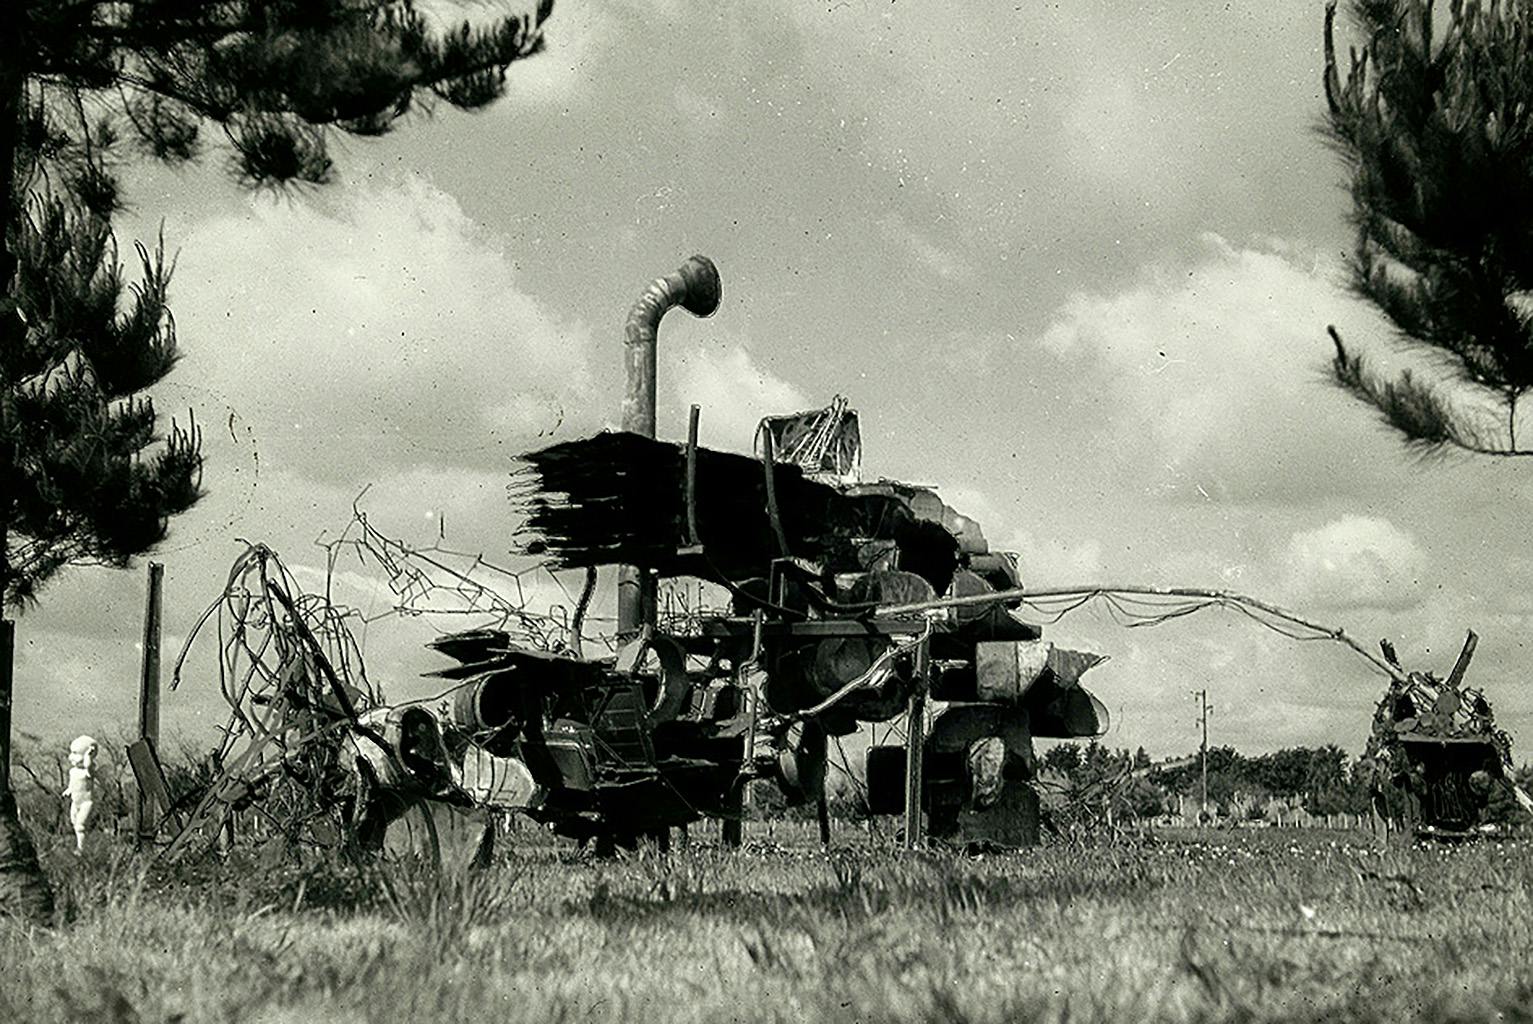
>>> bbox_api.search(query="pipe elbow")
[623,255,722,347]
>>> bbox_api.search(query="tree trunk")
[0,18,54,926]
[0,789,53,924]
[0,622,54,924]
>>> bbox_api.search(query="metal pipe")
[618,255,722,635]
[758,426,791,557]
[873,583,1409,684]
[903,637,930,851]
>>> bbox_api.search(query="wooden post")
[135,561,164,845]
[681,404,702,551]
[903,636,929,851]
[0,619,13,798]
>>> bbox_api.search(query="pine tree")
[0,0,555,923]
[1323,0,1533,456]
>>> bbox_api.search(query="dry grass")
[2,822,1531,1023]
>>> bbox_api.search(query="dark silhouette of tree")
[0,0,555,923]
[1322,0,1533,456]
[1247,747,1312,798]
[1040,743,1083,778]
[1114,776,1164,821]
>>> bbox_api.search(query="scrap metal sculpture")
[152,256,1530,860]
[1361,631,1532,836]
[490,255,1110,850]
[159,258,1109,856]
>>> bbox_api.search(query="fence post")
[135,562,163,847]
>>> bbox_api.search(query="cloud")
[13,174,609,743]
[878,214,971,282]
[1006,530,1106,584]
[496,1,612,108]
[1026,235,1405,504]
[162,173,595,485]
[1280,515,1428,612]
[662,341,809,453]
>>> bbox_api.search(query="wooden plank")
[1444,630,1478,689]
[760,430,792,557]
[0,620,13,797]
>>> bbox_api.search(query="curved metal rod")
[569,566,597,658]
[873,583,1408,684]
[789,622,933,721]
[756,423,791,558]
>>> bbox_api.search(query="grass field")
[2,821,1531,1024]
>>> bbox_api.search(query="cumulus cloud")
[15,175,605,742]
[1029,235,1403,504]
[162,174,595,484]
[878,214,972,282]
[495,1,612,108]
[662,341,809,453]
[1280,516,1428,612]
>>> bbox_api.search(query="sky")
[11,0,1533,765]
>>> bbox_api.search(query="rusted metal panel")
[974,639,1051,704]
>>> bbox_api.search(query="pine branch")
[1322,0,1533,455]
[1327,325,1533,457]
[3,0,555,604]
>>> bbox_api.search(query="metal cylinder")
[621,255,722,437]
[617,255,722,634]
[452,674,519,735]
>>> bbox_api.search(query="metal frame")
[693,611,942,850]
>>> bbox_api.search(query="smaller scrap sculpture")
[1362,631,1533,835]
[156,532,610,863]
[63,735,98,855]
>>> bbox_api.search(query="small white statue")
[62,735,98,855]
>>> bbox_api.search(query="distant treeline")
[1036,742,1533,827]
[777,741,1533,828]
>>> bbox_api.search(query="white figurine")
[62,735,98,855]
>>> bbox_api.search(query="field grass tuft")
[3,823,1531,1023]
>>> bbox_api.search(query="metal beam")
[903,636,930,851]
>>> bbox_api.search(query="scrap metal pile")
[156,432,1108,857]
[158,529,572,861]
[1362,632,1532,835]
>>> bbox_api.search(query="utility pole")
[1192,688,1211,822]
